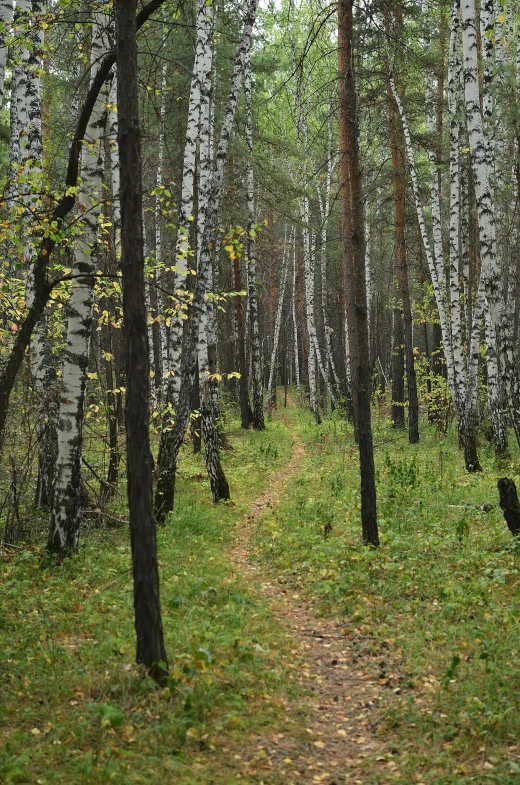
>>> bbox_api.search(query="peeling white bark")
[170,0,214,403]
[267,232,289,404]
[0,0,13,108]
[389,73,457,408]
[292,231,301,402]
[460,0,520,447]
[49,13,110,551]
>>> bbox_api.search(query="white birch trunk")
[0,0,12,108]
[266,234,289,405]
[170,0,213,403]
[317,155,340,391]
[460,0,520,447]
[196,4,215,393]
[302,198,319,422]
[292,231,301,402]
[196,0,258,496]
[243,41,264,429]
[447,5,468,423]
[49,14,109,551]
[13,0,57,506]
[389,74,458,408]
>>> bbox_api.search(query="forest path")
[228,408,391,785]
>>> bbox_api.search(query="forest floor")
[2,393,520,784]
[228,428,392,784]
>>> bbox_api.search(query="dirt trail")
[229,429,395,785]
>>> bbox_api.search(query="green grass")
[252,404,520,784]
[0,414,295,784]
[4,394,520,783]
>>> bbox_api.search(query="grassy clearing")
[0,414,295,785]
[252,404,520,783]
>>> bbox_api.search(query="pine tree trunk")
[338,0,378,547]
[385,38,419,443]
[391,309,405,428]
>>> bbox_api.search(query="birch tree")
[0,0,12,108]
[155,0,257,518]
[48,13,110,552]
[291,231,302,402]
[244,42,264,430]
[460,0,520,448]
[169,0,213,405]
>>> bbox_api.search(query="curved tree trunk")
[389,74,458,411]
[267,233,289,407]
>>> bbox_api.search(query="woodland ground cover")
[0,416,296,784]
[253,402,520,783]
[2,396,520,784]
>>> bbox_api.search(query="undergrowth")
[0,416,294,784]
[4,393,520,784]
[253,405,520,784]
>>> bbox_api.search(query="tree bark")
[385,9,419,443]
[338,0,378,546]
[244,43,265,430]
[48,13,110,553]
[116,0,167,684]
[0,0,166,454]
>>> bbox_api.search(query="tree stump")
[497,478,520,536]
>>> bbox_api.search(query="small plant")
[258,441,278,459]
[383,452,419,500]
[455,516,470,545]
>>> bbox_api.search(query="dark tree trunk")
[498,478,520,536]
[233,254,253,428]
[101,320,121,502]
[190,356,202,454]
[386,41,419,443]
[391,309,406,429]
[338,0,378,547]
[201,393,230,501]
[116,0,167,684]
